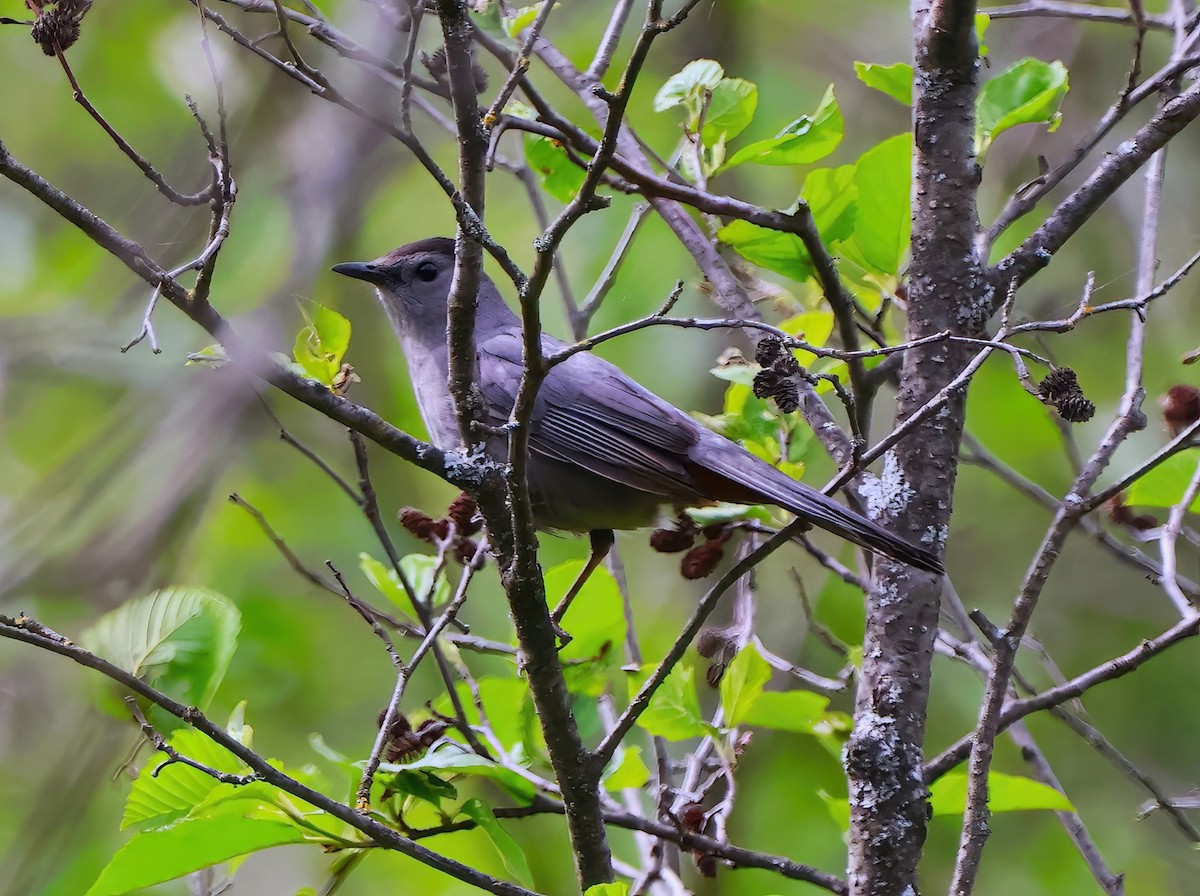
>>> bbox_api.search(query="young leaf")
[459,798,535,886]
[818,790,851,832]
[122,728,249,829]
[781,309,836,366]
[400,553,451,606]
[585,882,633,896]
[386,769,458,806]
[82,587,240,712]
[854,61,913,105]
[700,78,758,146]
[720,643,772,726]
[293,301,352,387]
[976,12,991,56]
[184,343,229,368]
[742,690,834,734]
[717,220,814,282]
[930,771,1074,815]
[434,677,534,754]
[602,745,651,791]
[717,163,856,282]
[976,59,1069,158]
[524,135,587,204]
[379,748,538,804]
[544,561,626,669]
[1127,453,1200,511]
[85,817,309,896]
[653,59,724,114]
[839,133,912,278]
[585,885,631,896]
[359,553,411,610]
[723,85,842,168]
[502,2,545,37]
[631,664,709,741]
[803,163,858,244]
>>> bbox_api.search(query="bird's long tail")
[692,441,944,574]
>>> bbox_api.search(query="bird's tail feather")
[694,444,944,574]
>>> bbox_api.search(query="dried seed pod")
[453,536,484,566]
[752,367,783,400]
[332,362,360,396]
[650,525,697,554]
[1056,393,1096,424]
[1037,367,1094,423]
[678,802,706,832]
[770,350,801,378]
[377,710,424,763]
[770,377,800,413]
[447,493,483,535]
[681,541,724,579]
[754,336,786,367]
[421,47,490,94]
[1161,384,1200,437]
[696,625,736,660]
[1037,367,1080,402]
[1104,494,1157,531]
[31,1,92,55]
[399,508,437,541]
[752,367,800,413]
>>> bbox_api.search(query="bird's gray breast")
[522,451,667,532]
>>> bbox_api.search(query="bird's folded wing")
[477,331,703,499]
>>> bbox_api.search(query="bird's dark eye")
[414,261,439,282]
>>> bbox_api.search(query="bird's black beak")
[331,261,383,284]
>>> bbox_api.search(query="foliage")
[2,2,1199,895]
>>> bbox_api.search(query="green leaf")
[818,789,850,832]
[682,503,772,527]
[720,643,772,726]
[586,884,631,896]
[459,798,534,886]
[803,163,858,244]
[718,162,857,282]
[544,561,626,670]
[293,300,351,386]
[387,769,458,806]
[976,59,1069,158]
[85,817,309,896]
[701,78,758,146]
[434,678,534,754]
[184,343,229,368]
[653,59,724,114]
[122,729,249,829]
[1125,452,1200,510]
[854,61,913,105]
[743,690,835,734]
[524,135,587,204]
[723,85,842,168]
[400,553,450,606]
[976,13,991,56]
[717,220,814,282]
[502,2,544,37]
[781,310,835,366]
[359,553,411,610]
[839,133,912,278]
[379,749,537,804]
[721,382,779,446]
[930,771,1075,815]
[632,664,708,741]
[83,588,240,713]
[602,746,651,791]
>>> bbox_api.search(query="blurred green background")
[2,1,1200,893]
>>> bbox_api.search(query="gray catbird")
[333,237,943,588]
